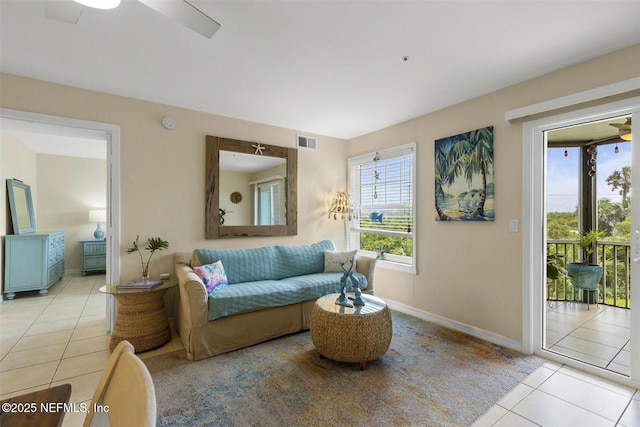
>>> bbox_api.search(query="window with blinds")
[349,143,416,270]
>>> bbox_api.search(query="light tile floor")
[472,300,637,426]
[1,274,638,426]
[0,274,181,427]
[473,361,639,426]
[546,301,630,376]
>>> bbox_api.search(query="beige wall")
[0,131,38,279]
[0,73,349,283]
[348,43,640,344]
[2,43,638,346]
[36,154,106,272]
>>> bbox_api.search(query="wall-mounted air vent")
[297,135,317,150]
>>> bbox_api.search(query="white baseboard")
[385,298,525,353]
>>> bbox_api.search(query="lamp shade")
[88,209,107,223]
[328,192,354,221]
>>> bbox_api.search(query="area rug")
[144,311,543,427]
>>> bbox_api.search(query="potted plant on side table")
[566,230,603,309]
[126,235,169,282]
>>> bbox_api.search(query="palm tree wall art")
[435,126,494,221]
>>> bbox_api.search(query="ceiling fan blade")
[610,123,631,130]
[45,0,85,24]
[610,118,632,130]
[138,0,221,38]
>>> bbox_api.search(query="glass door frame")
[522,96,640,388]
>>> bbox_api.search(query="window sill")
[376,259,416,275]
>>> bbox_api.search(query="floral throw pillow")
[323,250,357,273]
[194,260,229,293]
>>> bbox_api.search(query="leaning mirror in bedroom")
[6,178,36,235]
[205,136,297,239]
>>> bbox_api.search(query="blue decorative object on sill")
[335,259,364,307]
[370,212,383,223]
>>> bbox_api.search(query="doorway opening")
[545,116,631,376]
[0,108,120,330]
[522,96,639,388]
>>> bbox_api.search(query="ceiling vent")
[297,135,317,150]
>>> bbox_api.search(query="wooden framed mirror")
[205,136,297,239]
[6,178,36,235]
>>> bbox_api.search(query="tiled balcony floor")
[545,301,630,376]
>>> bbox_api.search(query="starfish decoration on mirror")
[252,141,265,155]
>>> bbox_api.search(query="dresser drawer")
[49,234,65,251]
[48,260,65,285]
[82,241,106,255]
[84,256,106,270]
[48,248,64,265]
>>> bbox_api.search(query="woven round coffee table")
[310,293,392,370]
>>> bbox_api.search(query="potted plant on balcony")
[546,252,569,307]
[566,230,604,308]
[547,253,568,281]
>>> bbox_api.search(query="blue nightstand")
[80,239,106,276]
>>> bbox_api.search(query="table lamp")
[328,192,353,221]
[328,192,355,250]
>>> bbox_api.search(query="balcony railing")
[547,240,631,309]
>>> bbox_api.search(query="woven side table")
[310,293,392,370]
[100,279,177,353]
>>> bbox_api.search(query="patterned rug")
[144,311,543,427]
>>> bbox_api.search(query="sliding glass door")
[523,97,639,387]
[544,118,632,376]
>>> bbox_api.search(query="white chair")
[83,340,157,427]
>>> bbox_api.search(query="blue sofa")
[174,240,377,360]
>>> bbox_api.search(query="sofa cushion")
[323,250,357,272]
[193,260,229,293]
[206,272,368,321]
[285,272,367,291]
[193,245,279,284]
[194,240,335,284]
[274,240,335,278]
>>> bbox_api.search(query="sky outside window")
[546,142,631,213]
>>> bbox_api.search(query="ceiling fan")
[45,0,221,39]
[609,117,632,141]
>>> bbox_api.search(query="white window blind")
[355,151,413,235]
[349,143,416,270]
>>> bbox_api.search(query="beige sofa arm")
[355,255,377,294]
[174,253,209,329]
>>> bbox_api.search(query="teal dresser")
[80,239,106,276]
[4,231,65,299]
